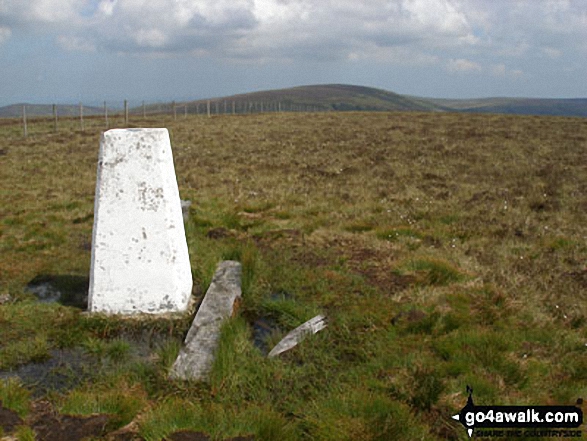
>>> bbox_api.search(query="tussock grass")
[139,398,204,440]
[13,425,35,441]
[59,382,146,429]
[0,378,30,418]
[1,111,586,439]
[404,258,466,286]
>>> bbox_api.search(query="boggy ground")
[0,111,586,440]
[0,399,254,440]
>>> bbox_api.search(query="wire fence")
[3,99,330,138]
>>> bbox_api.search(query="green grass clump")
[0,335,50,369]
[344,220,376,233]
[304,388,432,441]
[13,425,36,441]
[59,384,146,429]
[259,296,322,329]
[208,317,268,402]
[409,367,446,412]
[154,339,182,372]
[405,258,466,286]
[0,378,31,418]
[139,398,204,441]
[80,337,131,362]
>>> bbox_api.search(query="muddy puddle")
[25,274,89,309]
[249,291,293,355]
[251,317,280,355]
[0,348,94,397]
[0,331,177,397]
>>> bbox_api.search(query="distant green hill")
[2,85,586,118]
[412,96,587,117]
[157,84,587,117]
[181,84,442,113]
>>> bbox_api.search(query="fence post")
[207,100,211,117]
[124,99,128,125]
[80,102,84,131]
[184,104,187,118]
[22,105,27,138]
[143,101,146,119]
[104,101,108,128]
[215,101,218,115]
[278,102,281,112]
[172,101,176,120]
[53,104,58,132]
[232,101,235,115]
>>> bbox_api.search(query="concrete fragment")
[267,315,327,358]
[181,200,191,222]
[170,260,242,381]
[88,128,192,314]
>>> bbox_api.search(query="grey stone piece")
[267,315,327,358]
[170,260,242,381]
[181,200,192,222]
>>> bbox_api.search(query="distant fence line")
[12,100,330,138]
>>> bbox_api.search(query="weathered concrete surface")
[88,128,192,314]
[170,261,242,381]
[267,315,327,358]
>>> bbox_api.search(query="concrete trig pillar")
[89,128,192,314]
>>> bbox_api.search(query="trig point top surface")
[88,128,193,315]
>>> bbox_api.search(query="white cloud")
[98,0,117,17]
[0,26,11,44]
[134,29,168,49]
[491,63,506,76]
[57,35,96,52]
[347,44,440,65]
[491,63,523,78]
[466,0,587,57]
[0,0,80,27]
[0,0,478,61]
[1,0,586,68]
[542,47,562,59]
[447,58,482,73]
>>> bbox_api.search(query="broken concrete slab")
[267,315,327,358]
[88,128,192,315]
[170,260,242,381]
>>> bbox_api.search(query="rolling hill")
[2,84,586,118]
[413,96,587,117]
[184,84,442,113]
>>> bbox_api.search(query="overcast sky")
[1,0,586,106]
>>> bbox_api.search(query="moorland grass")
[0,378,30,418]
[0,111,586,439]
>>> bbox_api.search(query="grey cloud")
[2,0,587,68]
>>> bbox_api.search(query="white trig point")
[88,128,192,314]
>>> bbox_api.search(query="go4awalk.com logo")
[452,387,583,438]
